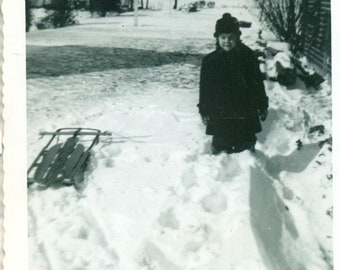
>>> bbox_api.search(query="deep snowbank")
[26,2,332,269]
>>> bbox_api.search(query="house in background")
[302,0,331,75]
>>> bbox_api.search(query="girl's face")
[218,33,238,51]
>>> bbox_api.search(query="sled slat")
[42,137,79,186]
[63,143,85,179]
[73,152,91,190]
[34,143,63,183]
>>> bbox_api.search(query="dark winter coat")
[198,43,268,140]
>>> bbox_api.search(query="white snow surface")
[26,2,332,270]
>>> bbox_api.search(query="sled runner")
[27,128,112,189]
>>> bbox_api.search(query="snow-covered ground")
[26,1,333,269]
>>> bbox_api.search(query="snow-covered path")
[26,2,332,270]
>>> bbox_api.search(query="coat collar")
[217,43,241,55]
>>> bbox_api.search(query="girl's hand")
[201,115,210,125]
[258,109,268,121]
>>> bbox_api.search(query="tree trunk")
[173,0,177,9]
[26,0,32,32]
[141,0,144,9]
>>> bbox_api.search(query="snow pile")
[26,2,332,269]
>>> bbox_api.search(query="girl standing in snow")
[198,13,268,154]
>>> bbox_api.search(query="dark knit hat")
[214,13,241,37]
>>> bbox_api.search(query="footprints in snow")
[201,192,228,214]
[216,157,241,182]
[142,154,259,269]
[158,155,242,233]
[102,145,173,169]
[96,147,123,168]
[158,208,180,230]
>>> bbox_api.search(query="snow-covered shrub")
[178,2,198,12]
[89,0,121,17]
[206,1,215,8]
[198,1,206,8]
[73,0,89,10]
[37,0,77,29]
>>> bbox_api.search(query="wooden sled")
[27,128,111,190]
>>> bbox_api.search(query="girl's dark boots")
[211,136,256,155]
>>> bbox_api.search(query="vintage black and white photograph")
[3,0,336,269]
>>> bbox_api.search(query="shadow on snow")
[255,143,321,179]
[249,165,304,270]
[249,144,322,269]
[26,45,203,79]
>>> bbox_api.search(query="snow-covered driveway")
[26,3,332,270]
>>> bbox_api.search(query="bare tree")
[256,0,303,52]
[173,0,178,9]
[26,0,32,32]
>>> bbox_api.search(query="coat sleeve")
[198,57,211,115]
[248,53,268,112]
